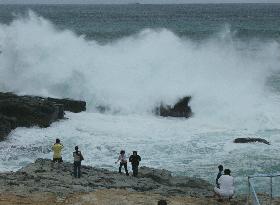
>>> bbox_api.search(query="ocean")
[0,3,280,194]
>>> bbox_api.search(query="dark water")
[0,4,280,42]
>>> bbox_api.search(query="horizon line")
[0,2,280,4]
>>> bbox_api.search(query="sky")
[0,0,279,3]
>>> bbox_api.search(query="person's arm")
[115,155,120,164]
[129,155,132,162]
[138,156,141,161]
[217,175,223,187]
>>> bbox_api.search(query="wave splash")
[0,11,280,129]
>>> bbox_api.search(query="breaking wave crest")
[0,11,280,130]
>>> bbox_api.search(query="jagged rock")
[0,92,86,140]
[0,158,213,197]
[47,98,86,113]
[0,114,16,140]
[234,138,270,145]
[0,92,64,128]
[156,96,192,118]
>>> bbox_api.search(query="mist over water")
[0,10,280,194]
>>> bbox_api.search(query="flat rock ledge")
[0,158,212,198]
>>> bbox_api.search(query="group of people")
[52,138,84,178]
[115,150,142,177]
[214,165,234,200]
[52,139,234,200]
[52,139,141,178]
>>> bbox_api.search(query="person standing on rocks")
[73,146,84,178]
[115,150,129,176]
[129,151,141,177]
[216,165,223,188]
[52,138,63,163]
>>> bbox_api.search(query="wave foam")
[0,11,280,130]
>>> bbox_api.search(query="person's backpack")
[80,153,84,161]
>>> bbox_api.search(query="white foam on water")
[0,12,280,193]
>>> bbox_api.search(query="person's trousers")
[74,161,81,178]
[132,165,138,177]
[119,162,129,176]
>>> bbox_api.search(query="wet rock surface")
[0,92,86,140]
[156,96,192,118]
[0,158,213,197]
[234,138,270,145]
[46,97,86,113]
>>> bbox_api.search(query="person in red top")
[115,150,129,176]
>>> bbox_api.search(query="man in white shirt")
[214,169,234,199]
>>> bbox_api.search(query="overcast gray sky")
[0,0,279,4]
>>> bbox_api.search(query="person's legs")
[119,162,123,173]
[124,162,129,176]
[74,162,78,177]
[133,165,138,177]
[77,162,81,178]
[213,187,221,198]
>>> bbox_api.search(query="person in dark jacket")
[216,165,223,188]
[129,151,141,177]
[73,146,84,178]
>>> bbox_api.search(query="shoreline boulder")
[156,96,192,118]
[234,138,270,145]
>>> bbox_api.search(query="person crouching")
[214,169,234,200]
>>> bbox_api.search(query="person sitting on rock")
[115,150,129,176]
[129,151,141,177]
[73,146,84,178]
[216,164,223,188]
[214,169,234,200]
[52,138,63,163]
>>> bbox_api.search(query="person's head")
[158,200,167,205]
[224,169,231,175]
[218,165,223,172]
[133,151,137,156]
[120,150,125,155]
[75,146,79,151]
[56,138,60,144]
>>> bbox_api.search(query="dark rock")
[234,138,270,145]
[0,92,64,128]
[0,92,86,140]
[47,98,86,113]
[0,114,16,140]
[156,96,192,118]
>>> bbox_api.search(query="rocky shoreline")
[0,158,238,205]
[0,159,279,205]
[0,158,212,197]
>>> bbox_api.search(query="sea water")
[0,4,280,194]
